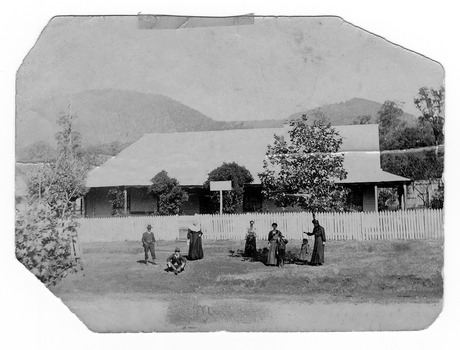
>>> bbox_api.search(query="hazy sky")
[17,16,444,121]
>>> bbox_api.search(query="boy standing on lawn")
[142,224,156,265]
[166,247,187,275]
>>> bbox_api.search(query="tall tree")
[414,86,445,146]
[352,115,371,125]
[148,171,188,215]
[259,115,348,212]
[377,100,405,150]
[27,114,88,217]
[18,113,88,285]
[55,113,83,158]
[203,162,254,214]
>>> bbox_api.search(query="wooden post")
[374,185,378,212]
[402,184,407,210]
[210,181,232,215]
[219,190,223,215]
[123,188,128,215]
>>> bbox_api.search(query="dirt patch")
[59,293,442,332]
[166,295,270,326]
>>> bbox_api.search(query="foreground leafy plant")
[15,199,82,286]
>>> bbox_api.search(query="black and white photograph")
[4,1,459,343]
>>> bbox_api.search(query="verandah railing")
[77,209,443,243]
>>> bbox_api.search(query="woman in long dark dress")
[244,220,257,258]
[267,223,281,266]
[305,219,326,266]
[187,221,204,260]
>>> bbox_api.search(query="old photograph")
[14,14,444,332]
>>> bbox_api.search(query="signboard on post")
[210,181,232,191]
[210,180,233,214]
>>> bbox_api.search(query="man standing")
[142,224,156,265]
[305,219,326,266]
[166,247,187,275]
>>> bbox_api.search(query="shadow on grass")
[136,260,158,265]
[230,247,310,266]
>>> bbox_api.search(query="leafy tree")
[387,122,435,150]
[307,110,330,125]
[377,101,406,150]
[17,113,87,285]
[381,149,443,181]
[203,162,254,214]
[27,114,89,216]
[259,115,348,212]
[15,199,81,286]
[352,115,371,125]
[381,148,443,208]
[55,113,83,157]
[378,189,399,211]
[107,187,126,216]
[148,171,188,215]
[431,182,444,209]
[414,86,445,146]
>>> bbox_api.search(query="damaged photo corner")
[14,14,445,333]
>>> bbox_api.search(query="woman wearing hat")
[244,220,257,258]
[267,223,281,266]
[187,221,204,260]
[305,219,326,266]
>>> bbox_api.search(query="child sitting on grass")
[166,247,187,275]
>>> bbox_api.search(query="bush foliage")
[15,200,81,286]
[18,114,86,285]
[203,162,254,214]
[259,115,349,211]
[148,170,188,215]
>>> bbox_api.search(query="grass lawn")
[51,238,443,303]
[48,238,443,331]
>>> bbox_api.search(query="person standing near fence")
[187,221,204,260]
[305,219,326,266]
[299,237,309,265]
[244,220,257,258]
[267,223,281,266]
[277,234,288,268]
[142,224,156,265]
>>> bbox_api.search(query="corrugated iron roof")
[86,124,410,187]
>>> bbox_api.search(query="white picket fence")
[197,209,444,241]
[77,209,443,242]
[78,215,179,242]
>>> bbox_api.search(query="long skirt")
[244,237,257,257]
[310,237,325,265]
[266,241,277,265]
[188,232,204,260]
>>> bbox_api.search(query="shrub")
[148,170,188,215]
[15,200,81,286]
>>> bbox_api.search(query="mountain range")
[16,88,417,155]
